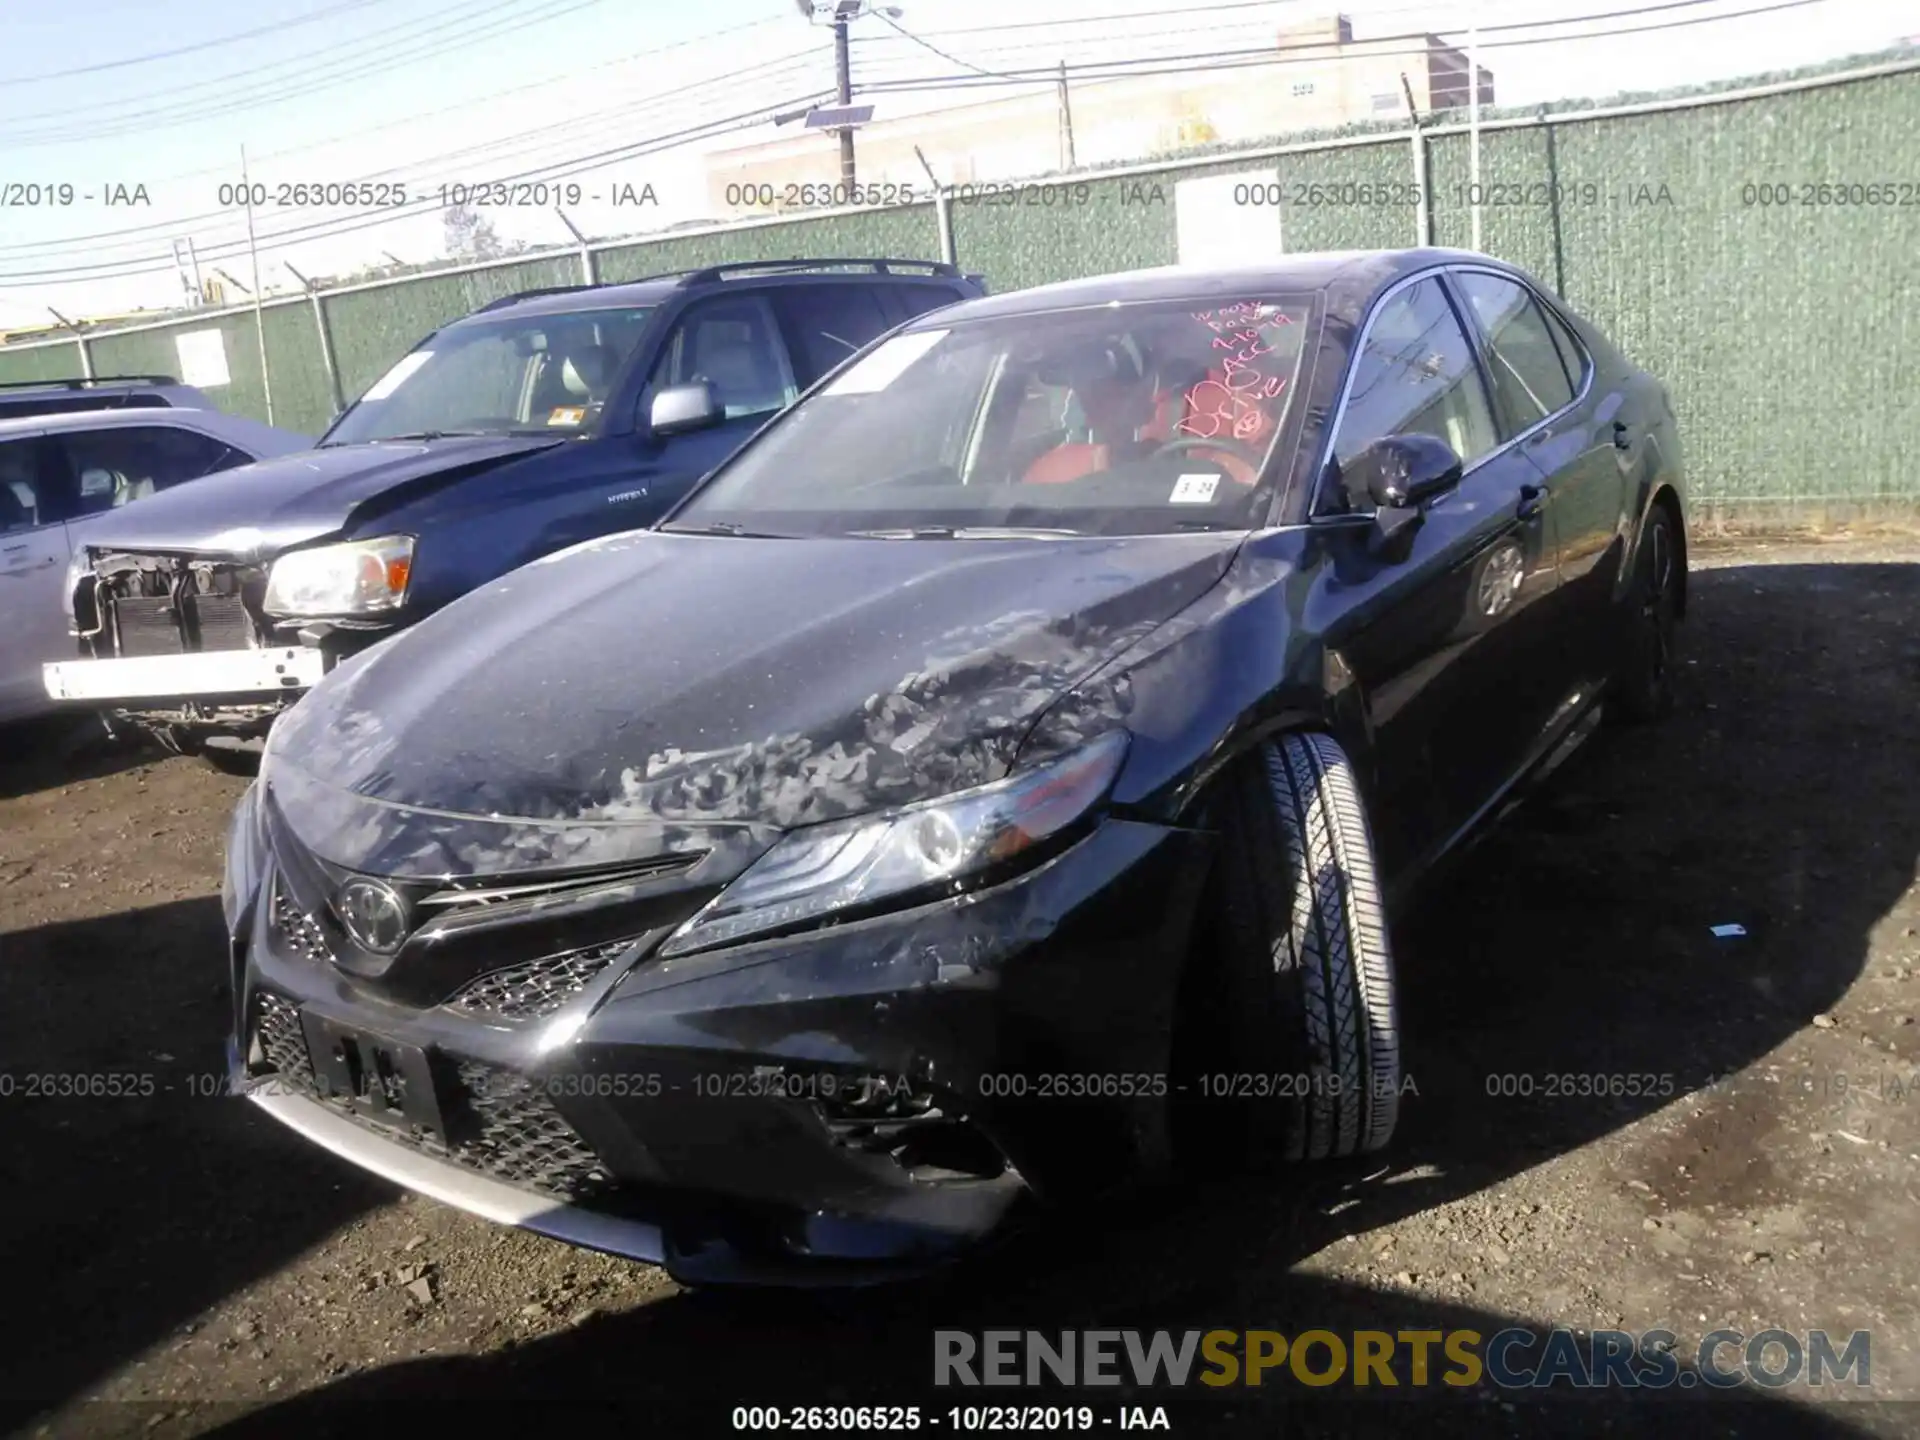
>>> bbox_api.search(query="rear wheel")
[1611,505,1681,723]
[1176,731,1401,1166]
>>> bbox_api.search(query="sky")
[0,0,1913,329]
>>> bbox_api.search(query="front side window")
[1324,276,1497,513]
[667,295,1316,539]
[647,295,797,422]
[1454,271,1576,435]
[63,426,245,516]
[323,305,655,446]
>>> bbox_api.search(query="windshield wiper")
[374,429,500,442]
[848,525,1083,540]
[663,521,801,539]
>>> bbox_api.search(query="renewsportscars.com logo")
[933,1328,1873,1391]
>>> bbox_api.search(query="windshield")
[321,305,656,446]
[665,296,1316,538]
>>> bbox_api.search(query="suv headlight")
[659,729,1129,958]
[263,536,414,617]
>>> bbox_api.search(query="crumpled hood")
[72,434,564,557]
[267,528,1243,871]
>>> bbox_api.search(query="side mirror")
[1340,433,1464,560]
[648,381,722,437]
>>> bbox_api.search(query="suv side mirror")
[648,381,722,437]
[1342,433,1464,559]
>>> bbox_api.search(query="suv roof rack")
[469,259,964,316]
[472,284,605,314]
[675,258,962,286]
[0,374,180,391]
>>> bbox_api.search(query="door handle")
[1612,421,1632,451]
[1516,482,1546,520]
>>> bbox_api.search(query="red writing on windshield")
[1179,303,1293,440]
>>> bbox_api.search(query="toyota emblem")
[334,877,411,955]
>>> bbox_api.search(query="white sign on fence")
[1175,170,1283,267]
[175,329,230,388]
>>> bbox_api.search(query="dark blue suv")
[49,258,984,764]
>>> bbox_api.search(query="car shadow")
[185,1275,1878,1439]
[0,896,389,1435]
[5,558,1915,1436]
[0,712,156,802]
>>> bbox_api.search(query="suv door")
[1311,273,1565,879]
[1451,268,1625,698]
[638,292,799,506]
[0,435,75,722]
[774,283,896,387]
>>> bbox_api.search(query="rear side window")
[60,425,247,516]
[0,437,49,532]
[775,284,895,385]
[1537,300,1591,389]
[892,285,965,321]
[1453,272,1575,434]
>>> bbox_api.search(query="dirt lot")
[2,535,1918,1439]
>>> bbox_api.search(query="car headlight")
[659,729,1130,958]
[263,536,414,617]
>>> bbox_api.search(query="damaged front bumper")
[222,780,1212,1283]
[50,546,390,738]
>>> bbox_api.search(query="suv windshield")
[667,296,1316,538]
[321,305,656,446]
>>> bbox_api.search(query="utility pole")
[1057,61,1076,170]
[833,7,857,189]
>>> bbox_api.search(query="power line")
[855,0,1830,93]
[0,17,804,253]
[0,48,830,263]
[0,0,1839,287]
[0,0,390,83]
[1,0,614,144]
[0,88,835,286]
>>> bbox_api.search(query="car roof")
[458,263,973,322]
[918,248,1514,325]
[0,405,251,438]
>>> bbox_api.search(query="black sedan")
[222,249,1687,1283]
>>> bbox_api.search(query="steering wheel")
[1148,434,1265,467]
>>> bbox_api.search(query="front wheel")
[1176,731,1401,1166]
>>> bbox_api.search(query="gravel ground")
[1,534,1917,1439]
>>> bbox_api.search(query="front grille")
[455,1061,616,1197]
[113,597,187,657]
[272,888,335,965]
[444,941,633,1021]
[248,992,614,1200]
[255,992,317,1092]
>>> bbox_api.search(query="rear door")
[1310,272,1564,878]
[1450,267,1627,699]
[0,434,75,721]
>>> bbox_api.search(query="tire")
[201,746,262,777]
[1180,731,1401,1165]
[1611,504,1681,723]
